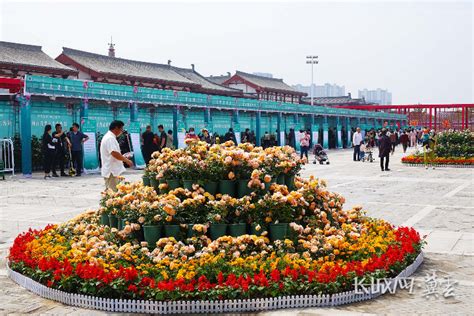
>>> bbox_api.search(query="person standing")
[242,128,250,143]
[200,128,212,144]
[224,128,237,144]
[389,130,397,154]
[399,130,409,153]
[299,130,310,160]
[67,123,89,177]
[157,125,167,151]
[409,129,417,147]
[185,127,199,140]
[288,128,296,149]
[52,123,70,176]
[100,120,133,191]
[141,125,154,164]
[378,129,391,171]
[352,127,363,161]
[423,130,436,169]
[166,130,175,149]
[42,125,56,179]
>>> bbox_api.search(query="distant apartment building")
[293,83,345,97]
[358,88,392,105]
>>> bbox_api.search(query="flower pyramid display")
[9,141,424,306]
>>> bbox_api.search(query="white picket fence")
[7,252,423,314]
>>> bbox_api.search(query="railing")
[0,138,15,176]
[24,75,406,121]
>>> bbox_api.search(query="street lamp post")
[306,56,318,106]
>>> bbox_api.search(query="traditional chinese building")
[55,47,241,97]
[221,71,306,103]
[0,41,77,86]
[302,93,368,106]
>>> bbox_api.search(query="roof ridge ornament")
[108,37,115,57]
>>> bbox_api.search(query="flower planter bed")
[402,155,474,167]
[401,130,473,168]
[8,143,425,312]
[7,252,423,313]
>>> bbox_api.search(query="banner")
[177,131,186,148]
[295,131,302,152]
[128,121,146,169]
[82,118,100,173]
[279,131,285,146]
[312,131,319,146]
[323,130,329,149]
[235,132,241,145]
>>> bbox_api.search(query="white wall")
[228,83,256,94]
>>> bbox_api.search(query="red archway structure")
[332,104,473,131]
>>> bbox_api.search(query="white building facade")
[358,88,392,105]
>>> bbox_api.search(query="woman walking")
[299,130,310,161]
[42,124,56,179]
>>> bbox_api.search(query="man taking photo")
[100,120,133,191]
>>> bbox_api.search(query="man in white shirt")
[100,120,133,191]
[352,127,363,161]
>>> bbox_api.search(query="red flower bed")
[8,226,422,301]
[402,155,474,165]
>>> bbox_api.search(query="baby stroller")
[313,144,330,164]
[361,145,374,162]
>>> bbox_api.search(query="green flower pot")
[209,223,228,240]
[117,217,123,230]
[285,174,295,190]
[237,179,252,198]
[142,175,151,186]
[249,223,266,236]
[228,223,247,237]
[120,218,127,228]
[186,224,198,238]
[167,179,181,190]
[219,180,236,197]
[108,214,119,228]
[182,180,195,190]
[143,224,163,248]
[269,223,289,241]
[264,181,275,192]
[164,225,182,240]
[276,173,285,185]
[203,181,218,195]
[133,227,144,242]
[150,177,159,192]
[100,214,109,226]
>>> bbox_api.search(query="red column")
[434,108,437,131]
[466,107,469,130]
[461,107,465,130]
[429,107,433,129]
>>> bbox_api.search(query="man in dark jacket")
[224,128,237,144]
[141,125,154,164]
[378,129,391,171]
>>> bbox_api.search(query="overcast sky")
[0,0,472,104]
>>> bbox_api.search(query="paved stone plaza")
[0,148,472,315]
